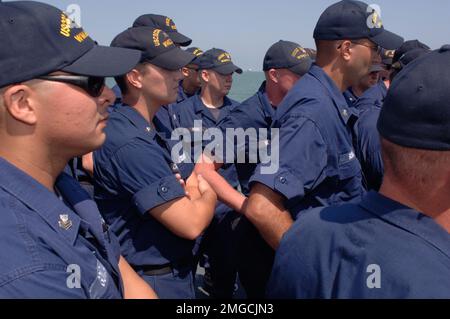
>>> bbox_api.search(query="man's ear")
[3,85,38,125]
[268,69,279,84]
[126,69,144,90]
[339,40,353,62]
[200,70,209,83]
[181,67,190,78]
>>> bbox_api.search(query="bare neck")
[351,85,366,97]
[123,92,159,124]
[201,87,224,109]
[265,81,284,107]
[380,178,450,233]
[316,58,351,93]
[0,138,67,192]
[182,81,198,96]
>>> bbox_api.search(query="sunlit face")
[31,72,114,157]
[202,70,233,97]
[140,63,184,105]
[182,65,202,89]
[347,39,379,87]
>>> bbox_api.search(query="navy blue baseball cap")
[392,40,430,66]
[378,45,450,151]
[111,27,195,71]
[391,48,430,71]
[263,41,313,76]
[0,1,141,88]
[185,47,204,67]
[198,48,243,75]
[132,14,192,47]
[314,0,404,50]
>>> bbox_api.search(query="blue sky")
[15,0,450,70]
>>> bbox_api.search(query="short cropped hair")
[381,138,450,188]
[114,62,149,96]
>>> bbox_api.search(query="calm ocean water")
[106,71,265,103]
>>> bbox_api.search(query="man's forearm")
[199,168,247,212]
[118,256,158,299]
[243,183,293,250]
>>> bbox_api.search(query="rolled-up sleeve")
[111,139,185,215]
[250,113,328,202]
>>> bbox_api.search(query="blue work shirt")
[93,104,195,268]
[220,82,276,196]
[251,65,365,219]
[353,81,388,191]
[173,94,240,220]
[217,82,279,297]
[268,191,450,299]
[355,81,387,111]
[111,83,193,140]
[0,158,123,299]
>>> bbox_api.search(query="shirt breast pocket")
[89,259,117,299]
[338,150,361,180]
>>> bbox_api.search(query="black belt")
[141,264,173,276]
[137,256,194,277]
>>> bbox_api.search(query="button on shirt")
[343,88,358,108]
[268,191,450,299]
[0,158,122,299]
[251,65,365,219]
[93,105,194,268]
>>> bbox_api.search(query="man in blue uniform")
[113,14,193,137]
[244,0,403,251]
[195,40,312,298]
[154,47,204,139]
[173,48,242,298]
[0,1,157,298]
[93,26,217,299]
[268,45,450,299]
[354,40,431,191]
[179,47,204,102]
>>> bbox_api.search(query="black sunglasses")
[337,41,382,55]
[38,75,105,98]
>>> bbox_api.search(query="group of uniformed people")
[0,0,449,299]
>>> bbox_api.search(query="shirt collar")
[309,65,355,125]
[0,158,81,245]
[360,191,450,260]
[114,103,157,138]
[256,81,275,119]
[193,94,236,123]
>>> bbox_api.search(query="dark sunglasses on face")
[38,75,106,98]
[337,41,382,55]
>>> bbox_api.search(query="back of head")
[263,40,312,77]
[390,40,431,81]
[378,45,450,186]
